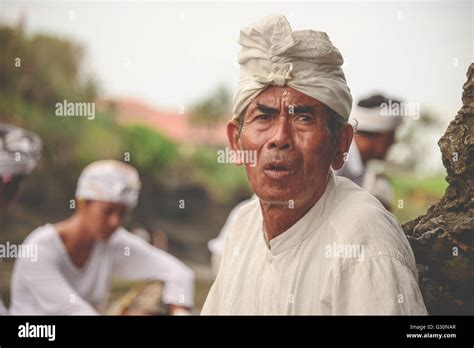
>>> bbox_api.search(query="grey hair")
[325,108,348,145]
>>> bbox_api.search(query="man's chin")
[255,189,296,206]
[98,231,115,240]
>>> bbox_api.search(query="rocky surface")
[403,63,473,314]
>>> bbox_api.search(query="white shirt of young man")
[201,174,427,315]
[10,224,194,315]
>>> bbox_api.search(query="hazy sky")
[1,0,472,130]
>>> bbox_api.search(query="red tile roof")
[100,98,229,146]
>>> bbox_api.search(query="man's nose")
[267,114,293,151]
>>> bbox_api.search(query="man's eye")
[296,115,313,122]
[255,114,271,121]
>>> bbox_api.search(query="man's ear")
[226,120,243,166]
[331,123,354,171]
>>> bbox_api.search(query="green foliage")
[189,85,231,127]
[189,147,250,201]
[0,24,96,105]
[121,124,178,173]
[74,117,123,166]
[391,174,448,198]
[0,22,249,216]
[390,172,447,223]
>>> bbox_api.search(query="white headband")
[350,106,403,133]
[232,15,352,121]
[75,160,141,208]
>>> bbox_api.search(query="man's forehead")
[249,86,324,109]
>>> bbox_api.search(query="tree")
[189,85,231,127]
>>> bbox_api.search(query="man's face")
[377,130,396,159]
[365,130,396,160]
[78,200,128,240]
[231,86,336,205]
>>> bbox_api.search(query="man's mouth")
[263,161,294,180]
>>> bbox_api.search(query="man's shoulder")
[233,196,261,231]
[222,197,261,247]
[23,224,56,245]
[331,175,388,219]
[327,176,412,261]
[14,224,59,269]
[108,227,140,247]
[236,195,260,217]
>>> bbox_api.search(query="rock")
[402,63,474,314]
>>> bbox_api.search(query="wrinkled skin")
[227,86,353,240]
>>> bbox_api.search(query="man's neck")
[260,182,328,242]
[55,215,94,252]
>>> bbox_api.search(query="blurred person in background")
[207,195,256,278]
[0,123,42,315]
[131,226,169,251]
[151,227,169,252]
[9,160,194,315]
[0,123,41,211]
[335,94,403,210]
[362,171,394,211]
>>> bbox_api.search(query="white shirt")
[335,141,365,187]
[10,224,194,315]
[201,174,427,315]
[208,197,256,277]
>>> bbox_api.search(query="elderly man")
[10,160,194,315]
[0,123,42,315]
[201,15,427,315]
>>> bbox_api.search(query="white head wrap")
[350,106,403,133]
[232,15,352,121]
[0,123,42,176]
[75,160,141,208]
